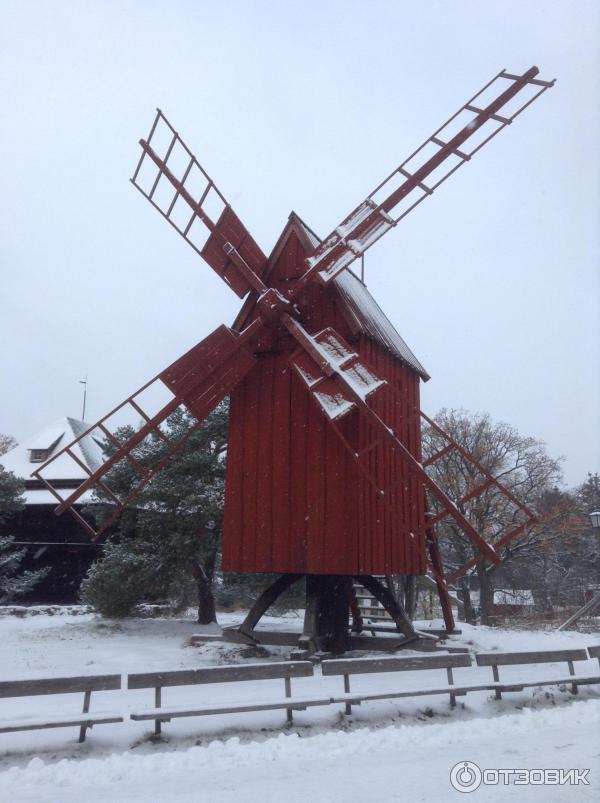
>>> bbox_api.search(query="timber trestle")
[220,573,437,656]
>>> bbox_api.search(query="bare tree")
[422,409,562,624]
[549,476,600,609]
[578,472,600,515]
[0,434,17,457]
[511,488,588,611]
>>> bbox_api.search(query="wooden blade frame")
[420,409,537,582]
[294,66,555,289]
[32,324,259,541]
[131,109,267,298]
[426,518,455,633]
[285,316,536,576]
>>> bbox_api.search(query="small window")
[29,449,48,463]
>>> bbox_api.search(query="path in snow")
[3,700,599,803]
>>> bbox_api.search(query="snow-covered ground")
[1,609,599,802]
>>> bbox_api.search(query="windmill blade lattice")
[299,67,555,287]
[131,110,267,298]
[32,324,258,540]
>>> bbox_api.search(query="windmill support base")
[221,573,433,656]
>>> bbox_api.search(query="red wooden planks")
[270,353,292,571]
[200,206,267,297]
[221,217,427,577]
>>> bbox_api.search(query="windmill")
[34,66,554,654]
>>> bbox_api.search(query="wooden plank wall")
[221,227,426,576]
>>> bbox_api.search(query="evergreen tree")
[0,536,50,603]
[81,403,227,621]
[0,467,49,603]
[0,465,25,524]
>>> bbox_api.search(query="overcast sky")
[1,0,598,487]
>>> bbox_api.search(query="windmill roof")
[332,268,430,380]
[0,416,104,505]
[234,212,429,380]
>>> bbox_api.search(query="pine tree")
[81,403,228,621]
[0,465,25,525]
[0,536,50,603]
[0,467,49,603]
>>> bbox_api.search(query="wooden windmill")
[35,66,554,654]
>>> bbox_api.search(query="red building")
[222,214,430,578]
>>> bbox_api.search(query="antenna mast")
[79,375,88,421]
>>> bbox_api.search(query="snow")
[494,589,535,606]
[333,268,430,380]
[342,360,386,399]
[26,425,66,453]
[311,198,393,282]
[0,417,105,504]
[308,330,386,401]
[289,214,429,382]
[334,199,377,240]
[0,610,599,802]
[316,246,356,281]
[347,215,392,254]
[11,488,97,506]
[4,703,599,803]
[313,390,355,420]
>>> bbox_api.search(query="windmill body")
[223,213,427,577]
[33,66,555,653]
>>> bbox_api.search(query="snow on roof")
[27,423,66,451]
[333,269,430,381]
[17,487,98,506]
[292,213,430,380]
[1,416,105,484]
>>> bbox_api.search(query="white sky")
[1,0,598,487]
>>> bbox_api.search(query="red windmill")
[35,66,554,654]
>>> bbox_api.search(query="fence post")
[344,673,352,715]
[284,676,293,724]
[78,689,92,743]
[155,686,162,736]
[492,664,502,700]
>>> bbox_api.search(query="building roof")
[332,268,429,380]
[0,417,104,505]
[234,212,429,381]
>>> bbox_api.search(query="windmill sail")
[33,325,257,540]
[131,109,267,297]
[301,66,555,286]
